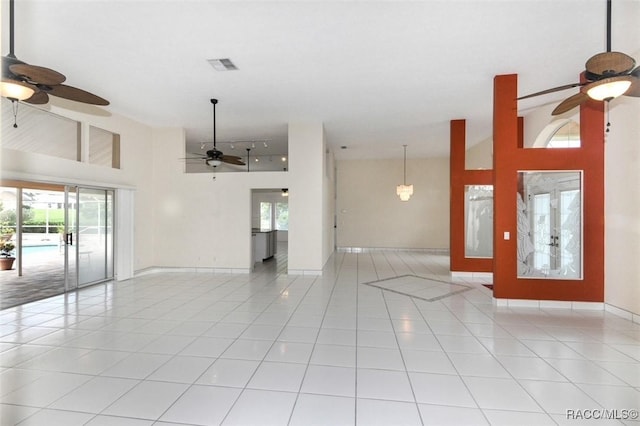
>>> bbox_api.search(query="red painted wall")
[450,119,493,272]
[492,74,604,301]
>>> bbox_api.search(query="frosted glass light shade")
[206,158,222,167]
[396,184,413,201]
[586,77,632,101]
[1,79,35,101]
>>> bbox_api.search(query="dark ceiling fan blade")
[585,51,636,76]
[47,84,109,105]
[9,63,66,85]
[518,82,585,100]
[552,92,589,115]
[221,156,246,166]
[623,76,640,97]
[220,154,243,161]
[23,90,49,104]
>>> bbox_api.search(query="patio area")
[0,244,66,310]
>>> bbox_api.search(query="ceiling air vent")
[208,58,238,71]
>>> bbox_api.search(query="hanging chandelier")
[396,145,413,201]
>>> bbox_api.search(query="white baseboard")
[134,266,250,276]
[287,269,322,276]
[492,297,640,324]
[337,247,449,254]
[450,271,493,280]
[493,298,604,311]
[605,304,640,324]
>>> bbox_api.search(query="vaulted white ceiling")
[2,0,639,160]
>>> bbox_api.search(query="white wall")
[465,137,493,170]
[150,128,290,270]
[605,88,640,316]
[150,122,331,273]
[336,157,450,249]
[323,143,336,264]
[0,98,157,272]
[2,106,330,274]
[287,122,330,273]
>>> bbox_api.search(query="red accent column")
[492,75,519,298]
[450,119,492,273]
[492,73,604,301]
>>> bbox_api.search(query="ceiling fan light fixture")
[1,78,35,101]
[206,158,222,167]
[586,76,633,101]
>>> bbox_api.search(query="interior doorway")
[0,181,114,309]
[251,188,289,274]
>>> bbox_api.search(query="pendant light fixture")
[396,145,413,201]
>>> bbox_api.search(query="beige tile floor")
[1,250,639,425]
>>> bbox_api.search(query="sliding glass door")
[0,182,114,308]
[17,188,67,303]
[76,187,114,287]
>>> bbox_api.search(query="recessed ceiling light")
[207,58,238,71]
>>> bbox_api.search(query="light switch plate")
[504,231,510,240]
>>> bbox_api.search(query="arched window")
[530,119,580,148]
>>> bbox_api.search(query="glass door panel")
[21,189,67,296]
[517,171,582,279]
[464,185,493,258]
[106,190,114,278]
[77,187,113,287]
[532,193,551,271]
[65,187,78,291]
[559,189,581,276]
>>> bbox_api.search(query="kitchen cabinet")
[253,229,277,262]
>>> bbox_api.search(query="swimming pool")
[21,245,59,254]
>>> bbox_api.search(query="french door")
[518,171,582,279]
[531,189,579,272]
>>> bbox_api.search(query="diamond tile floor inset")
[363,274,472,302]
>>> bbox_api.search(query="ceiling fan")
[1,0,109,106]
[519,0,639,115]
[185,99,246,167]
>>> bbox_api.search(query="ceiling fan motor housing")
[206,149,223,158]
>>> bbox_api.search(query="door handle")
[66,233,73,245]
